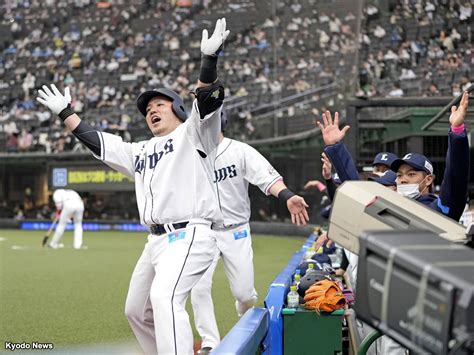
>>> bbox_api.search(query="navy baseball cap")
[391,153,433,175]
[372,152,398,167]
[368,170,397,186]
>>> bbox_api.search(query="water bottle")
[293,274,301,290]
[305,247,315,260]
[304,262,315,276]
[287,285,299,309]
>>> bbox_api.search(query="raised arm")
[435,91,470,220]
[37,84,136,177]
[186,18,230,153]
[317,111,359,182]
[194,18,230,118]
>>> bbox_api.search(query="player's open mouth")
[151,115,161,124]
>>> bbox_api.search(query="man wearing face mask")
[390,91,469,222]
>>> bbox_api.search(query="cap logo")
[424,161,433,174]
[380,153,388,161]
[403,153,412,160]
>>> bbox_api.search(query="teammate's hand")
[287,195,309,226]
[201,18,230,56]
[321,152,332,180]
[37,84,71,114]
[449,91,469,127]
[316,111,350,146]
[304,180,326,192]
[314,232,328,251]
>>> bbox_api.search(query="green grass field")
[0,229,305,351]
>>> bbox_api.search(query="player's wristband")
[199,54,218,84]
[278,188,295,203]
[58,104,75,121]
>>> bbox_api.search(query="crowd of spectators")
[0,0,359,152]
[358,0,472,98]
[2,1,470,153]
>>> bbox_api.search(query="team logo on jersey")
[213,164,237,183]
[134,139,174,174]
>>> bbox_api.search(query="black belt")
[150,221,189,235]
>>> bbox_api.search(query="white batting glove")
[37,84,71,114]
[201,18,230,56]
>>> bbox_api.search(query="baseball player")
[37,18,230,355]
[191,113,309,353]
[48,189,85,249]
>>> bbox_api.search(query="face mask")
[397,183,420,199]
[397,175,429,199]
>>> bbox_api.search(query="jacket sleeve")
[431,129,469,221]
[323,142,360,183]
[325,178,338,201]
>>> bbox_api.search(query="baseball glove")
[303,279,346,313]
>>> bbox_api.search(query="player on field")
[48,189,84,249]
[191,113,309,353]
[37,18,230,355]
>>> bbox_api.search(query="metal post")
[357,330,383,355]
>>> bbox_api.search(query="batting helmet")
[297,271,333,298]
[136,88,187,121]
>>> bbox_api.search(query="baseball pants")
[124,220,218,355]
[190,223,257,349]
[49,202,84,249]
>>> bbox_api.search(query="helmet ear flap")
[172,100,187,121]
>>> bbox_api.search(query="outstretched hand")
[304,180,326,191]
[201,18,230,56]
[316,111,350,146]
[449,91,469,127]
[321,152,332,180]
[37,84,71,114]
[287,195,309,226]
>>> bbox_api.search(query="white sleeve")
[242,144,282,195]
[94,131,139,179]
[185,99,222,154]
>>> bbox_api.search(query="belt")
[211,221,248,230]
[150,221,189,235]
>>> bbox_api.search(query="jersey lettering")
[214,164,237,183]
[135,139,175,173]
[134,155,145,174]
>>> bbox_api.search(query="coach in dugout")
[318,91,470,222]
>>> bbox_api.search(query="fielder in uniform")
[191,113,309,353]
[49,189,84,249]
[37,18,230,355]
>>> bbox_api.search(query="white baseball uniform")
[50,189,84,249]
[190,137,282,349]
[94,99,222,355]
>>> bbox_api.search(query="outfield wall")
[0,219,316,237]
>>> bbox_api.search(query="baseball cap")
[372,152,398,167]
[368,170,397,186]
[390,153,434,175]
